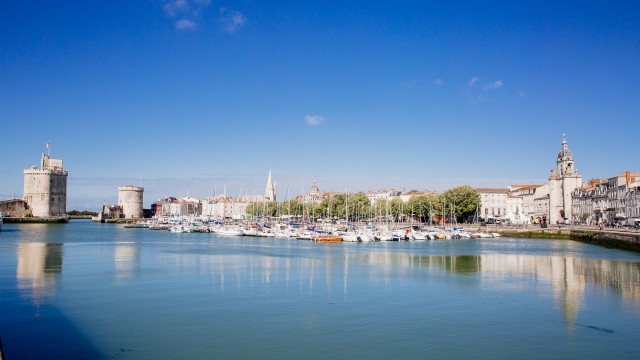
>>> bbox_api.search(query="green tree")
[390,197,404,221]
[347,193,371,221]
[440,186,480,221]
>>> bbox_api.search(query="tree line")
[245,185,480,223]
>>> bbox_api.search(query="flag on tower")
[46,142,50,149]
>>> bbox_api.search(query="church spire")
[264,170,276,201]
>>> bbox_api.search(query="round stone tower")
[118,185,144,219]
[24,153,68,217]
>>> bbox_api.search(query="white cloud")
[162,0,212,30]
[467,77,480,89]
[517,90,526,97]
[483,80,503,91]
[163,0,190,17]
[176,18,197,30]
[219,8,248,33]
[434,78,444,86]
[305,115,326,126]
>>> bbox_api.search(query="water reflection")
[162,249,640,326]
[114,243,140,282]
[16,242,63,304]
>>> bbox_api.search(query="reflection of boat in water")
[216,228,245,236]
[312,234,343,243]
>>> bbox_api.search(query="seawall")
[499,228,640,252]
[3,216,69,224]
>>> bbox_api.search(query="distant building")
[297,180,327,204]
[366,189,402,205]
[23,153,68,217]
[202,195,249,220]
[155,196,202,216]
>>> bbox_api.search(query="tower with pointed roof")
[264,171,277,202]
[548,135,583,224]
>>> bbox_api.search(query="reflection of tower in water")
[17,243,63,304]
[115,244,140,281]
[550,256,585,330]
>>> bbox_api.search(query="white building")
[202,195,249,220]
[476,188,509,219]
[366,189,402,205]
[510,184,548,218]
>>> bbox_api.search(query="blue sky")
[1,1,639,210]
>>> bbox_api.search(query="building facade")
[23,153,68,217]
[571,172,640,225]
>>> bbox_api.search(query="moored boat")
[312,234,343,242]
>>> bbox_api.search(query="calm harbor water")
[1,220,640,359]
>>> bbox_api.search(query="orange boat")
[312,234,343,243]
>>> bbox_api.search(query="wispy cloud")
[175,18,197,30]
[433,78,444,87]
[517,90,526,97]
[483,80,503,91]
[403,78,420,88]
[219,8,248,33]
[162,0,211,31]
[305,115,326,126]
[467,77,480,90]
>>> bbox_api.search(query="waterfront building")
[156,196,202,216]
[202,195,249,220]
[571,172,640,224]
[118,185,144,219]
[548,136,583,224]
[23,153,68,217]
[264,171,277,202]
[509,184,547,217]
[476,188,509,219]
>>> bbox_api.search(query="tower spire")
[264,170,276,201]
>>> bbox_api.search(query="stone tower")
[264,171,277,201]
[118,185,144,219]
[23,153,68,217]
[548,136,582,224]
